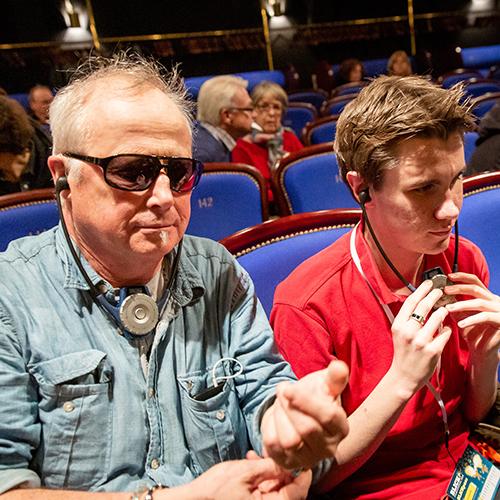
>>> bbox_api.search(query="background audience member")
[0,94,31,191]
[232,81,303,205]
[28,84,53,131]
[334,58,364,87]
[0,95,51,194]
[466,100,500,175]
[387,50,413,77]
[193,75,253,163]
[271,75,499,499]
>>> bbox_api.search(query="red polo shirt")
[271,225,489,499]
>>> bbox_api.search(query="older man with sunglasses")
[0,54,349,499]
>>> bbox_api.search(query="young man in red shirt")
[271,75,500,499]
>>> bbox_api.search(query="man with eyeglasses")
[193,75,254,163]
[0,53,350,499]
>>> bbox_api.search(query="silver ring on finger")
[410,312,426,326]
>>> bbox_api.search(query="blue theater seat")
[461,172,500,295]
[282,102,317,138]
[272,143,357,216]
[187,162,268,241]
[220,208,361,317]
[302,116,338,146]
[0,188,59,252]
[464,131,479,164]
[184,70,285,100]
[470,92,500,119]
[287,90,327,111]
[460,45,500,74]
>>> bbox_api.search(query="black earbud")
[358,189,371,205]
[56,176,70,193]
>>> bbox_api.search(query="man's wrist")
[130,484,163,500]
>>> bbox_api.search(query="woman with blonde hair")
[387,50,413,77]
[232,81,303,203]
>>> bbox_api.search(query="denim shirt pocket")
[29,349,113,490]
[177,370,246,473]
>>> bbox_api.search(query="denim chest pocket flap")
[29,349,113,489]
[177,369,246,473]
[30,349,112,396]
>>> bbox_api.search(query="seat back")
[220,209,361,317]
[461,45,500,73]
[287,90,327,111]
[282,102,317,138]
[464,131,479,164]
[321,94,357,117]
[184,70,285,100]
[438,69,484,88]
[302,116,338,145]
[461,172,500,294]
[330,81,368,97]
[272,143,357,216]
[187,163,268,241]
[463,79,500,99]
[470,92,500,119]
[0,188,59,252]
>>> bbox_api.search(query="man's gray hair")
[50,52,194,156]
[196,75,248,126]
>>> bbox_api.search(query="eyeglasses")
[255,103,283,112]
[227,107,254,113]
[63,153,203,192]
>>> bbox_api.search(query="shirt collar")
[55,225,205,306]
[201,122,236,151]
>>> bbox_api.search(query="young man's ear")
[346,171,370,205]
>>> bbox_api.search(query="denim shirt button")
[216,410,225,421]
[151,458,160,470]
[63,401,75,413]
[148,387,155,398]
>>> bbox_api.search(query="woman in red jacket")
[232,81,303,205]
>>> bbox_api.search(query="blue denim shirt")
[0,226,297,493]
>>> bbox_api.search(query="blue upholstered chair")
[438,69,484,89]
[302,116,338,145]
[461,44,500,75]
[463,131,479,164]
[461,172,500,295]
[272,143,358,216]
[184,70,285,100]
[462,79,500,100]
[220,208,361,317]
[320,94,357,117]
[287,90,327,112]
[470,92,500,119]
[282,102,317,138]
[330,81,368,98]
[0,188,59,252]
[187,163,268,241]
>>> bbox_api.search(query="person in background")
[271,75,500,499]
[28,84,54,131]
[387,50,413,77]
[334,58,364,88]
[193,75,253,163]
[0,52,351,499]
[232,81,303,204]
[466,100,500,175]
[0,95,52,195]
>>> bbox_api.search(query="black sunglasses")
[63,152,204,192]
